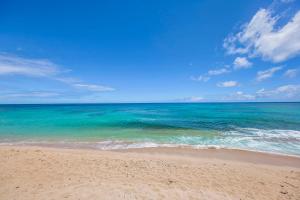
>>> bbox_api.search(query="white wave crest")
[225,128,300,140]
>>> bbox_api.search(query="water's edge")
[1,139,300,158]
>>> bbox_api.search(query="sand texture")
[0,146,300,200]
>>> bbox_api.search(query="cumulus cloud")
[220,85,300,101]
[217,81,238,87]
[233,57,252,69]
[256,66,282,81]
[222,85,300,101]
[222,91,255,101]
[284,68,298,78]
[207,68,230,75]
[235,91,256,100]
[256,84,300,98]
[224,8,300,63]
[192,67,230,82]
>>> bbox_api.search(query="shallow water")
[0,103,300,155]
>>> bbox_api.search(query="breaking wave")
[1,128,299,156]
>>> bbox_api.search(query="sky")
[0,0,300,103]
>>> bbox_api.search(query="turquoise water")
[0,103,300,155]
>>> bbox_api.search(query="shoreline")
[1,145,300,199]
[1,140,300,159]
[1,144,299,168]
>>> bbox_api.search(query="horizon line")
[0,101,300,105]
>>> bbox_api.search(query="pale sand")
[0,146,300,200]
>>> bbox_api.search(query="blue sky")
[0,0,300,103]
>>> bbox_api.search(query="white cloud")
[0,54,60,77]
[190,75,210,82]
[0,91,60,98]
[284,68,298,78]
[188,96,204,102]
[207,68,230,75]
[257,84,300,98]
[233,57,252,69]
[192,67,230,82]
[281,0,295,3]
[224,91,256,101]
[217,81,238,87]
[224,9,300,63]
[73,83,115,92]
[220,85,300,101]
[235,91,256,100]
[0,53,115,93]
[256,66,282,81]
[221,85,300,101]
[178,96,204,102]
[55,77,115,92]
[276,85,300,96]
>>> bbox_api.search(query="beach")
[2,0,300,198]
[0,146,299,200]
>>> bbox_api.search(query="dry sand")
[0,146,299,200]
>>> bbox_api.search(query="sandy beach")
[0,146,299,200]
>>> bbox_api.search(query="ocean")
[0,103,300,156]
